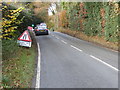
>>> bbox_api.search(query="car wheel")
[46,33,49,35]
[46,31,49,35]
[35,33,38,36]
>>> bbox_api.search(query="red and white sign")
[27,26,33,31]
[18,30,32,47]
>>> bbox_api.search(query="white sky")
[48,3,57,16]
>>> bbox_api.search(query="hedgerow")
[59,2,119,42]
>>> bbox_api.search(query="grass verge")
[1,32,37,88]
[57,28,119,51]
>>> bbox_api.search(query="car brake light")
[36,29,39,31]
[46,29,48,30]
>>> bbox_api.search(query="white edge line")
[36,43,41,88]
[70,45,82,52]
[61,40,67,44]
[90,55,119,71]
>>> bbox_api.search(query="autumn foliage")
[58,2,119,42]
[59,10,68,28]
[2,4,24,39]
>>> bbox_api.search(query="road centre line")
[70,45,82,52]
[52,34,118,72]
[56,37,59,39]
[36,43,41,88]
[90,55,119,71]
[52,35,54,36]
[61,40,67,44]
[70,45,118,71]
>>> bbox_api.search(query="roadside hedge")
[59,2,119,42]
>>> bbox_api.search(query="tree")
[2,3,24,39]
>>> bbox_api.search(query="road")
[35,31,118,88]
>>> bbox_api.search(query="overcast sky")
[48,3,57,16]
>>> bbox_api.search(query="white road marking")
[70,45,82,52]
[61,40,67,44]
[52,35,54,37]
[56,37,59,39]
[90,55,119,71]
[36,43,41,88]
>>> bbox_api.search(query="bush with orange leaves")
[59,10,68,28]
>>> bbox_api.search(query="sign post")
[17,30,32,47]
[28,26,33,30]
